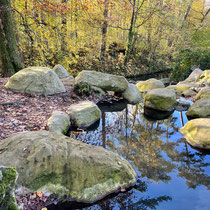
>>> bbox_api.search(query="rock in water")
[47,111,70,135]
[67,101,101,129]
[0,166,18,210]
[144,88,176,120]
[53,64,69,79]
[144,88,176,112]
[180,118,210,150]
[195,87,210,101]
[186,99,210,119]
[74,70,128,93]
[136,79,165,92]
[0,131,136,203]
[5,67,66,95]
[122,83,142,104]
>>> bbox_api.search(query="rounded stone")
[180,118,210,150]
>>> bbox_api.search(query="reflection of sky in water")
[70,101,210,210]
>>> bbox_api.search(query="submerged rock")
[47,111,70,135]
[195,87,210,101]
[136,79,165,92]
[122,83,142,104]
[5,67,66,95]
[67,101,101,129]
[0,131,136,203]
[186,99,210,119]
[0,166,18,210]
[74,70,128,93]
[53,64,69,79]
[180,118,210,150]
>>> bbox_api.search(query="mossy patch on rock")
[0,166,18,210]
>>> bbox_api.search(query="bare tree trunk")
[0,0,22,76]
[181,0,194,28]
[124,0,137,66]
[100,0,109,65]
[61,0,67,52]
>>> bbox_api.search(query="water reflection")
[68,101,210,209]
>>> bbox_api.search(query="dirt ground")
[0,77,99,141]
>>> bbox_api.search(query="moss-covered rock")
[5,67,66,95]
[144,88,176,111]
[175,82,198,93]
[0,166,18,210]
[136,79,165,92]
[195,87,210,101]
[53,64,69,79]
[67,101,101,129]
[74,70,128,93]
[184,68,203,82]
[180,118,210,150]
[47,111,70,135]
[122,83,142,104]
[0,131,136,203]
[186,99,210,119]
[197,70,210,83]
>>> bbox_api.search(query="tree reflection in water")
[69,101,210,209]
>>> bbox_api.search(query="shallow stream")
[52,100,210,209]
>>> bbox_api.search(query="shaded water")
[62,101,210,209]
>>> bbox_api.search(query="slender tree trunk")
[181,0,194,28]
[124,0,136,66]
[0,0,22,76]
[100,0,109,64]
[61,0,67,52]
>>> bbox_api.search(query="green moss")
[0,167,18,210]
[27,172,60,190]
[74,82,92,96]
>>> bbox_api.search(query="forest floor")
[0,77,100,142]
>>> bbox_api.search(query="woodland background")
[0,0,210,81]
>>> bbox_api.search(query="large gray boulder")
[144,88,176,112]
[122,83,141,104]
[0,131,136,203]
[67,101,101,129]
[47,111,70,135]
[74,70,128,93]
[136,79,165,92]
[174,82,198,93]
[186,99,210,119]
[184,68,203,82]
[195,87,210,101]
[5,67,66,95]
[180,118,210,150]
[53,64,69,79]
[0,166,18,210]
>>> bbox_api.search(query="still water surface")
[69,101,210,210]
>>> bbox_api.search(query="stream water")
[52,100,210,210]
